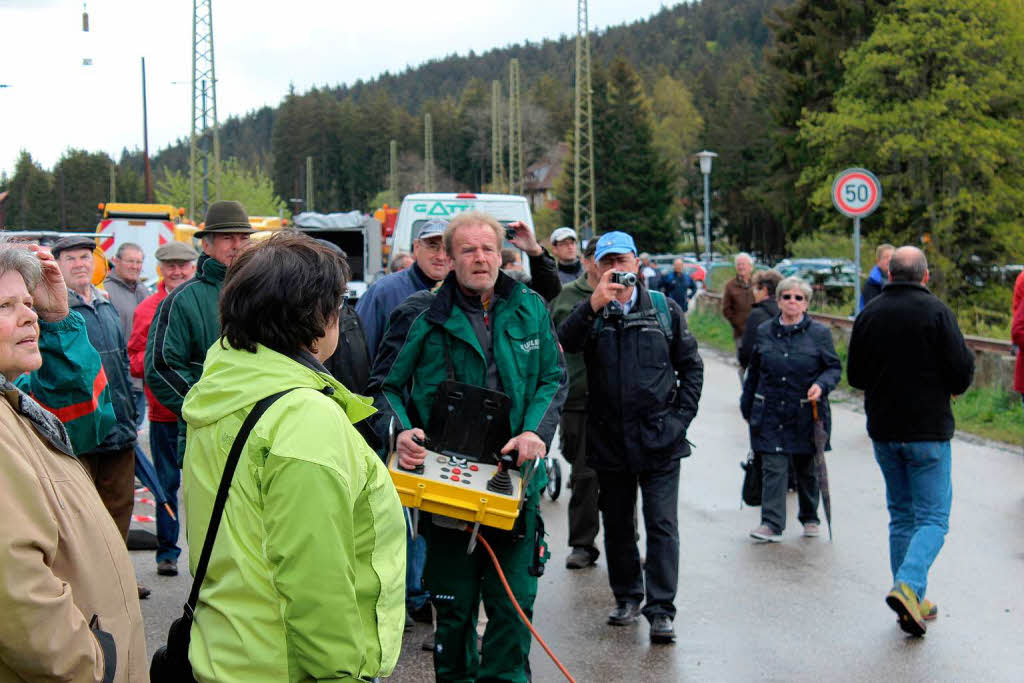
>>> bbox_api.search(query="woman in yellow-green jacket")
[182,232,405,682]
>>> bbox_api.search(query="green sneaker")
[886,582,927,636]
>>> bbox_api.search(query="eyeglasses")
[780,293,805,302]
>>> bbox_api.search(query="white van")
[391,193,535,271]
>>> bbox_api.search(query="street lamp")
[696,150,717,276]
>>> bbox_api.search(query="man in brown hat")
[145,201,254,460]
[128,240,197,577]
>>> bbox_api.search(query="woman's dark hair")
[220,231,349,355]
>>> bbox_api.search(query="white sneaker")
[749,525,782,542]
[802,522,821,538]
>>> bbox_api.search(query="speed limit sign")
[832,168,882,218]
[831,168,882,314]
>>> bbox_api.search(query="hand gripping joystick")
[486,452,516,496]
[401,435,433,475]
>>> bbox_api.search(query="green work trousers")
[424,495,542,683]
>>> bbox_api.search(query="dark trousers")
[150,420,181,563]
[597,459,680,621]
[760,451,820,533]
[560,410,599,550]
[424,497,541,683]
[81,446,136,540]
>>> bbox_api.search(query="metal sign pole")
[853,216,861,313]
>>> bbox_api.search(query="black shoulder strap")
[185,388,295,614]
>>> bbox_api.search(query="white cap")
[551,227,578,244]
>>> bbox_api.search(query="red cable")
[474,531,576,683]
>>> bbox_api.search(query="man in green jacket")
[548,238,602,569]
[368,211,567,683]
[145,200,254,460]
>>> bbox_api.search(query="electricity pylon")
[424,113,435,192]
[190,0,220,222]
[574,0,597,239]
[508,59,523,196]
[491,80,505,191]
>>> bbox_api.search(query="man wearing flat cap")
[145,200,253,461]
[53,235,147,595]
[128,240,197,577]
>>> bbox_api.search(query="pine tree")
[5,151,58,229]
[761,0,897,239]
[599,57,674,252]
[53,149,114,229]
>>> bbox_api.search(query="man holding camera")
[558,231,703,645]
[368,211,567,682]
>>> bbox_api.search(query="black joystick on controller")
[486,452,516,495]
[400,435,430,475]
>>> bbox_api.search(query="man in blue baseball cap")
[558,230,704,645]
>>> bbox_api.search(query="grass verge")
[688,309,1023,446]
[952,388,1024,445]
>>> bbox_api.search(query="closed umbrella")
[134,445,175,520]
[811,399,832,540]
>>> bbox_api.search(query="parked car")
[651,254,707,282]
[775,258,856,282]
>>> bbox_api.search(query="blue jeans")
[150,420,181,564]
[873,440,952,600]
[406,510,429,611]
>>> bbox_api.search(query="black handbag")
[150,389,294,683]
[740,450,763,507]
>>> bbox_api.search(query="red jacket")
[1013,297,1024,393]
[127,281,177,423]
[1014,271,1024,316]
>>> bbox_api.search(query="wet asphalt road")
[132,350,1024,681]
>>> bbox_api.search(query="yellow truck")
[96,203,188,284]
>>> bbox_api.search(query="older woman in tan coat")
[0,243,146,681]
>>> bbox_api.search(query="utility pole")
[508,59,523,196]
[141,57,153,203]
[305,156,314,213]
[574,0,597,239]
[424,113,435,192]
[190,0,220,221]
[491,80,505,192]
[389,139,399,202]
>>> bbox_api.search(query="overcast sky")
[0,0,674,177]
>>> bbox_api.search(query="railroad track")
[700,291,1014,356]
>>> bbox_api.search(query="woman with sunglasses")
[740,276,842,542]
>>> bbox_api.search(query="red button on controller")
[451,475,460,482]
[470,465,479,471]
[452,468,462,474]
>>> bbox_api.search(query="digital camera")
[504,226,518,242]
[610,271,638,286]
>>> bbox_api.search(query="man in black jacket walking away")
[558,231,703,645]
[848,246,974,637]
